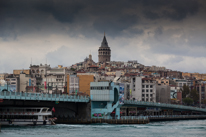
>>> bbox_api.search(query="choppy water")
[1,120,206,137]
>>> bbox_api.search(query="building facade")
[156,84,171,103]
[130,77,156,102]
[67,74,94,96]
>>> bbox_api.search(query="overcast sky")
[0,0,206,73]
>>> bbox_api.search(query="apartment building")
[130,77,156,102]
[156,84,171,103]
[67,74,94,96]
[156,78,170,85]
[0,73,8,80]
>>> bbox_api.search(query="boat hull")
[0,120,52,126]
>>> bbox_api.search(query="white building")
[130,77,156,102]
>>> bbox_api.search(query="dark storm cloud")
[35,0,84,23]
[0,0,203,38]
[142,0,199,21]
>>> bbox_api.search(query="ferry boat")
[0,107,57,126]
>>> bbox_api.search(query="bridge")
[123,100,206,113]
[0,91,89,103]
[1,91,205,114]
[0,91,91,119]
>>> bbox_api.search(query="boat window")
[42,108,48,112]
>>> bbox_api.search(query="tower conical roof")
[101,35,109,47]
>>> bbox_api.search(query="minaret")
[89,54,92,60]
[98,33,111,63]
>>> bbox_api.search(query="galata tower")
[98,34,111,63]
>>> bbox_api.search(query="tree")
[183,98,193,105]
[70,68,76,71]
[180,84,190,98]
[190,89,199,104]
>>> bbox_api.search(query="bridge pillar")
[115,107,120,119]
[135,107,137,116]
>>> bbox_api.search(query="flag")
[75,89,77,95]
[44,81,47,89]
[52,107,55,113]
[33,86,35,92]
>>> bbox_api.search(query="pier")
[56,117,149,124]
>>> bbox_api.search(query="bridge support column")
[115,107,120,119]
[135,107,137,116]
[126,108,129,116]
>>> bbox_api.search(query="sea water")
[1,120,206,137]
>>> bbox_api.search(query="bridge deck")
[0,91,89,103]
[124,100,206,113]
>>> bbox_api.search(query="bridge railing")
[121,116,148,120]
[148,115,206,119]
[0,91,90,102]
[124,100,206,113]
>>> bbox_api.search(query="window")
[146,98,148,101]
[142,80,145,83]
[150,85,153,88]
[146,85,149,88]
[150,94,153,97]
[150,90,153,92]
[142,94,145,97]
[142,89,144,92]
[142,98,145,101]
[150,98,153,101]
[146,94,148,97]
[133,89,135,91]
[142,85,145,88]
[146,89,148,92]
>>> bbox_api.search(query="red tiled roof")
[142,78,153,80]
[88,65,98,68]
[98,67,105,70]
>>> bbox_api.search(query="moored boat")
[0,107,57,126]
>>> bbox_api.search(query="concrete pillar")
[135,107,137,115]
[205,85,206,102]
[115,107,120,119]
[199,84,201,108]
